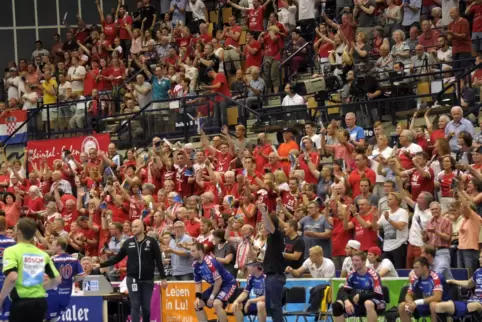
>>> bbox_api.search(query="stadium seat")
[283,284,332,322]
[282,286,311,322]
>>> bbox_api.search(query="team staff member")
[100,219,168,322]
[0,218,61,322]
[232,261,267,322]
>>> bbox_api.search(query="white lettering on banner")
[165,286,190,311]
[22,254,45,286]
[165,316,194,322]
[61,305,90,321]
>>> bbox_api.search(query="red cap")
[368,246,382,256]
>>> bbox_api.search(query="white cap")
[184,143,194,150]
[347,240,361,250]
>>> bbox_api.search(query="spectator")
[166,221,193,280]
[367,246,399,277]
[286,245,336,278]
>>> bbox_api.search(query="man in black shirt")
[196,43,219,85]
[283,220,305,270]
[140,0,157,31]
[257,202,286,322]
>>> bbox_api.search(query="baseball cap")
[367,246,382,256]
[9,67,17,72]
[246,260,263,268]
[346,240,361,250]
[282,127,294,133]
[205,67,214,73]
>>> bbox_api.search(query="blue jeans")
[434,248,453,280]
[265,273,286,322]
[458,249,479,273]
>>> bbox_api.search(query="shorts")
[346,299,386,317]
[46,292,70,320]
[244,302,258,315]
[201,283,237,307]
[454,300,482,317]
[415,304,431,317]
[0,282,10,320]
[9,298,47,322]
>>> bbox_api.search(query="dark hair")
[17,218,37,241]
[458,131,473,147]
[287,220,298,231]
[192,242,205,252]
[56,237,69,251]
[112,222,123,232]
[414,256,430,268]
[120,4,128,10]
[415,151,429,160]
[212,229,226,243]
[201,218,213,229]
[292,29,301,35]
[0,217,6,231]
[3,192,16,204]
[422,244,436,258]
[384,180,396,188]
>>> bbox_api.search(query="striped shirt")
[425,216,452,248]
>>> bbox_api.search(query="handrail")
[280,41,313,67]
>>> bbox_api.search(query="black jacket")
[100,235,166,281]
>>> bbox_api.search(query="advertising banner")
[26,133,110,171]
[59,296,103,322]
[161,281,236,322]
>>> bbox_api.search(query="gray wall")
[1,0,160,72]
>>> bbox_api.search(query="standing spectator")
[348,154,376,198]
[67,57,86,96]
[141,0,157,31]
[354,0,376,39]
[201,68,230,128]
[283,219,305,269]
[257,203,285,322]
[345,113,366,148]
[457,192,482,273]
[401,0,422,30]
[397,129,423,170]
[373,192,409,268]
[344,198,378,251]
[445,106,474,152]
[228,0,272,34]
[447,8,472,70]
[422,201,453,277]
[466,0,482,52]
[116,3,134,56]
[166,221,194,280]
[170,0,188,26]
[297,0,315,37]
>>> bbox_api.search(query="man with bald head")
[50,170,72,195]
[410,44,435,81]
[445,106,474,152]
[100,219,168,322]
[447,8,472,70]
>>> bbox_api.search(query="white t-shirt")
[298,0,315,20]
[59,81,72,101]
[367,258,399,277]
[302,258,336,278]
[135,82,153,109]
[401,143,423,158]
[301,134,321,150]
[189,0,207,21]
[21,91,38,110]
[408,204,432,247]
[282,93,305,106]
[341,256,354,276]
[370,146,394,183]
[67,65,86,93]
[377,207,409,251]
[7,76,23,99]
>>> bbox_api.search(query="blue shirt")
[193,255,236,286]
[344,267,383,296]
[0,234,15,283]
[244,273,266,298]
[348,126,365,143]
[170,0,188,25]
[169,234,193,276]
[445,118,475,152]
[409,271,449,301]
[49,253,84,295]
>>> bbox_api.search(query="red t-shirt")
[212,73,231,102]
[103,22,117,43]
[117,15,133,40]
[317,41,334,58]
[298,152,320,184]
[245,40,262,69]
[253,144,272,173]
[351,213,378,251]
[348,168,377,198]
[225,25,242,48]
[247,7,264,32]
[448,18,472,54]
[410,167,435,200]
[109,201,130,223]
[110,67,125,87]
[62,209,79,232]
[83,69,99,96]
[469,4,482,32]
[99,67,112,91]
[199,33,213,44]
[24,196,45,213]
[281,191,299,213]
[438,171,456,197]
[78,226,99,256]
[185,219,201,238]
[215,151,233,173]
[263,34,282,60]
[331,217,353,257]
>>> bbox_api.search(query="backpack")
[306,284,332,321]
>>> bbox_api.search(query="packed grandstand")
[2,0,482,320]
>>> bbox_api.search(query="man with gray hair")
[165,221,194,280]
[397,129,423,170]
[235,67,265,111]
[445,106,474,152]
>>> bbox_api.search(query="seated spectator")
[285,245,336,278]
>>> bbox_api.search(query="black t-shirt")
[283,235,305,269]
[141,5,157,28]
[263,217,286,274]
[199,54,220,84]
[214,242,237,277]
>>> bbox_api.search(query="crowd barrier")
[59,278,413,322]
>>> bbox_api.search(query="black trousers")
[382,243,407,269]
[9,298,47,322]
[126,277,154,322]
